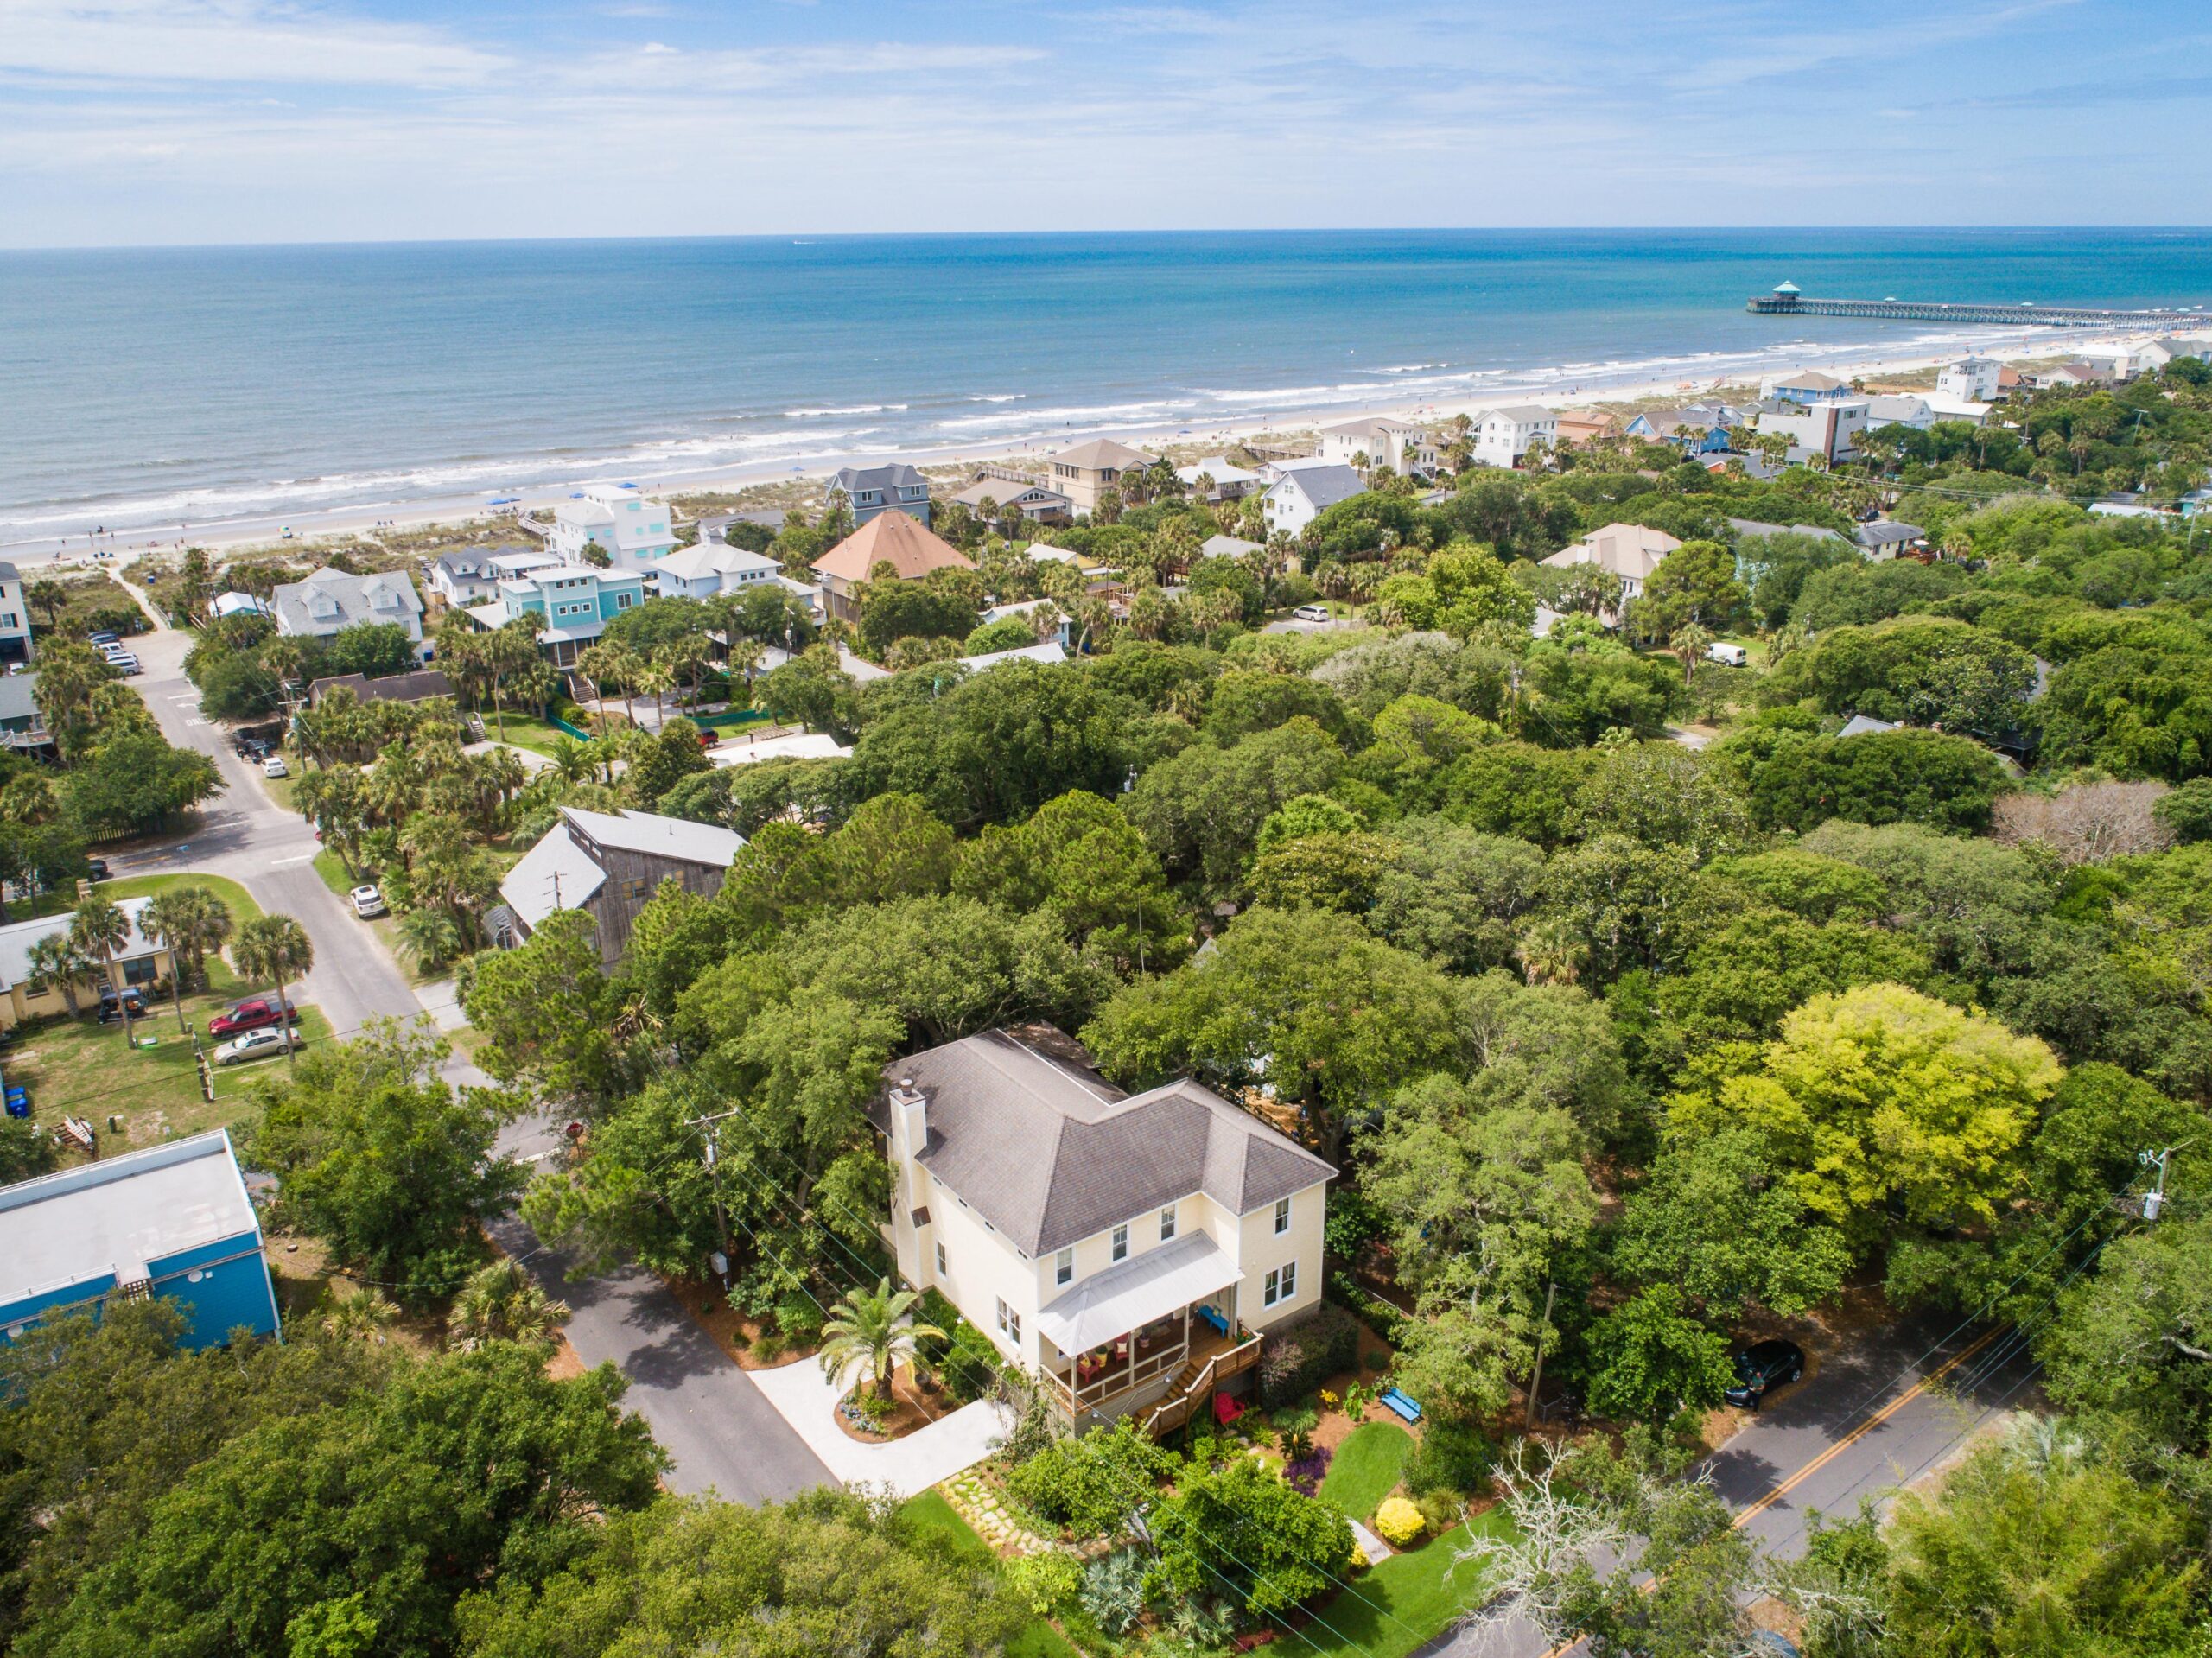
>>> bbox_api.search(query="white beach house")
[872,1027,1334,1433]
[550,486,677,571]
[1260,461,1366,539]
[1470,404,1558,468]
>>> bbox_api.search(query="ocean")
[3,227,2209,541]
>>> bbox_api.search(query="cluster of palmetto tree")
[289,706,527,974]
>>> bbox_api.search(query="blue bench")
[1380,1388,1421,1423]
[1195,1305,1229,1337]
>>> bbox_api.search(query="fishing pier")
[1746,281,2206,329]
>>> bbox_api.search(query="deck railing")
[1140,1330,1262,1439]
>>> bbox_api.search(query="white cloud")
[0,0,507,87]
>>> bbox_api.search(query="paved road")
[492,1114,835,1502]
[1425,1318,2043,1657]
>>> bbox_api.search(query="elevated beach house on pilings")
[870,1026,1335,1436]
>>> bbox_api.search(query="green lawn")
[1302,1509,1516,1658]
[9,966,334,1151]
[1318,1420,1413,1525]
[18,870,266,926]
[895,1491,1077,1658]
[477,713,572,759]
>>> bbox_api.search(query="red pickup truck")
[208,996,300,1037]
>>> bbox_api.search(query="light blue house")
[466,564,647,668]
[0,1130,279,1350]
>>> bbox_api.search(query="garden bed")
[659,1273,817,1371]
[832,1365,962,1443]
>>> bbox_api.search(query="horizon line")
[6,224,2212,257]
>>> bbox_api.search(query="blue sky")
[3,0,2206,245]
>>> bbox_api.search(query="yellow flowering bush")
[1349,1542,1370,1571]
[1319,1389,1340,1408]
[1374,1496,1427,1547]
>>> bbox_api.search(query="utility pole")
[2140,1139,2194,1221]
[1525,1279,1557,1430]
[689,1105,747,1290]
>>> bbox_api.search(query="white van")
[1706,641,1749,668]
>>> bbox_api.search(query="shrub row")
[1255,1301,1361,1407]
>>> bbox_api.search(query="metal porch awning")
[1035,1233,1238,1356]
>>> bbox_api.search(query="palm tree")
[397,907,464,973]
[232,914,312,1061]
[25,933,94,1016]
[142,886,223,1033]
[1516,917,1586,988]
[322,1287,402,1343]
[1669,621,1713,689]
[25,578,67,630]
[546,734,597,786]
[448,1258,570,1351]
[634,659,676,727]
[164,885,234,992]
[817,1277,944,1401]
[575,643,625,727]
[70,897,136,1045]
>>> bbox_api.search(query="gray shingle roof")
[270,567,423,638]
[831,462,930,498]
[1274,463,1366,513]
[873,1029,1334,1255]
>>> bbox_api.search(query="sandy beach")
[3,321,2149,572]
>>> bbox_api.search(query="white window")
[935,1240,946,1275]
[1055,1246,1074,1286]
[1007,1306,1020,1344]
[1263,1267,1281,1307]
[1280,1259,1297,1301]
[1110,1223,1128,1262]
[995,1297,1011,1336]
[1159,1204,1177,1242]
[1274,1197,1291,1236]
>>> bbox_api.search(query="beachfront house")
[1048,438,1155,518]
[271,568,429,662]
[1624,405,1738,454]
[1553,411,1620,449]
[1936,358,2004,401]
[493,805,745,965]
[428,544,556,608]
[0,563,32,667]
[0,1131,279,1351]
[648,543,783,602]
[1470,404,1558,468]
[0,898,176,1029]
[871,1026,1335,1432]
[948,474,1075,527]
[829,463,933,529]
[1260,461,1366,539]
[463,564,646,668]
[1174,458,1265,501]
[550,486,677,571]
[1540,522,1682,622]
[1754,397,1870,466]
[1764,370,1857,405]
[810,511,975,625]
[1318,418,1437,477]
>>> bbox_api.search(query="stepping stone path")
[941,1470,1061,1558]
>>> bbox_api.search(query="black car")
[85,857,109,881]
[95,986,151,1024]
[1724,1339,1805,1409]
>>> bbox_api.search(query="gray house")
[270,568,428,660]
[494,806,745,965]
[828,463,933,528]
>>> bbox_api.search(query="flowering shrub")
[1349,1542,1370,1571]
[1374,1496,1427,1547]
[1284,1447,1332,1496]
[1319,1389,1340,1408]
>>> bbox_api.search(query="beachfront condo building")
[1048,438,1154,518]
[0,562,32,666]
[1754,397,1871,466]
[550,485,677,571]
[809,511,974,624]
[463,564,646,668]
[1936,357,2004,402]
[828,463,933,528]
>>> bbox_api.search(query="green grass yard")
[8,968,334,1151]
[18,870,266,926]
[1318,1420,1414,1526]
[894,1491,1077,1658]
[1302,1509,1516,1658]
[476,712,571,758]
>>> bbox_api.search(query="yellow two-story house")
[872,1026,1334,1435]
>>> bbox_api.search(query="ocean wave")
[784,403,908,417]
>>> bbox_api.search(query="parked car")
[261,755,289,779]
[217,1026,299,1065]
[95,986,151,1024]
[207,996,298,1037]
[1706,641,1749,668]
[1724,1339,1806,1409]
[85,857,109,881]
[86,631,119,646]
[350,884,386,918]
[695,727,721,748]
[107,655,142,676]
[1293,604,1331,623]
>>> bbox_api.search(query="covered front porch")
[1033,1234,1261,1432]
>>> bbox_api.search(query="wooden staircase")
[1140,1331,1262,1441]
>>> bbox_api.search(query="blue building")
[464,563,648,669]
[0,1130,279,1350]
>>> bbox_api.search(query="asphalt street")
[111,607,836,1504]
